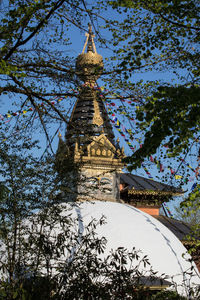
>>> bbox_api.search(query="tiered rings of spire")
[65,24,115,151]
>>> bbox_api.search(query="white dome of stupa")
[60,201,200,296]
[2,201,198,297]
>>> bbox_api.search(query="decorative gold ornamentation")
[69,99,78,122]
[107,150,111,156]
[82,23,96,54]
[74,141,81,159]
[128,190,181,196]
[93,99,104,126]
[96,149,101,156]
[117,149,121,156]
[100,138,105,145]
[86,134,121,163]
[102,149,106,156]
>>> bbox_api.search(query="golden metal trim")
[128,190,181,196]
[93,98,104,126]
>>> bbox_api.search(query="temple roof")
[153,215,191,241]
[120,173,183,195]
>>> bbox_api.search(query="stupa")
[55,24,200,295]
[56,24,181,213]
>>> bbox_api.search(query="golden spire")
[82,23,97,54]
[76,24,103,84]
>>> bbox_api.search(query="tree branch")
[159,13,200,31]
[4,0,67,61]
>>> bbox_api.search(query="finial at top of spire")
[81,23,97,54]
[76,24,103,83]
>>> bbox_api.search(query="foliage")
[108,0,199,75]
[125,85,200,169]
[0,131,56,211]
[105,0,200,168]
[0,129,61,294]
[175,199,200,227]
[0,0,96,137]
[150,290,186,300]
[180,185,200,249]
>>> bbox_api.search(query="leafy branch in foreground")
[125,85,200,169]
[181,185,200,247]
[105,0,200,169]
[0,0,101,133]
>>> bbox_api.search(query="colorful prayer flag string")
[1,86,198,187]
[141,163,153,179]
[163,202,173,217]
[180,158,200,178]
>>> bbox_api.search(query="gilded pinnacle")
[81,23,97,54]
[76,23,103,83]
